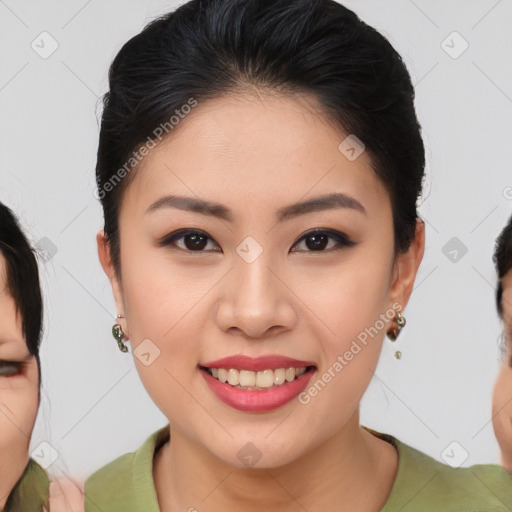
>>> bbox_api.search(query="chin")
[203,431,307,470]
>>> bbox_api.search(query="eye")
[0,360,25,377]
[158,228,356,253]
[291,229,356,253]
[158,229,221,252]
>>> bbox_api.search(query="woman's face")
[98,92,424,468]
[0,254,39,506]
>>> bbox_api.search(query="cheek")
[297,251,394,412]
[493,366,512,408]
[310,249,393,350]
[492,366,512,455]
[121,246,207,413]
[122,258,209,356]
[121,230,216,340]
[0,376,39,450]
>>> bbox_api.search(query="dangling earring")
[112,314,129,353]
[386,311,406,359]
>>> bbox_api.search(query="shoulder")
[84,451,136,509]
[85,425,169,512]
[27,458,50,491]
[400,442,512,510]
[4,458,50,512]
[363,427,512,512]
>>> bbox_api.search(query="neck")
[154,412,398,512]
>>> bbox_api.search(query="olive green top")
[85,424,512,511]
[2,458,49,512]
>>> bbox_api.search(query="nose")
[215,252,298,340]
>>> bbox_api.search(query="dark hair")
[0,202,43,378]
[96,0,425,274]
[493,213,512,318]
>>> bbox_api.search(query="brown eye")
[291,229,356,252]
[158,229,221,252]
[0,360,24,377]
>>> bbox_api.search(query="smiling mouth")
[199,365,316,391]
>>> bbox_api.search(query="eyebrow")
[145,192,366,222]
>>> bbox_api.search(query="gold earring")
[386,311,406,341]
[386,312,406,359]
[112,314,128,353]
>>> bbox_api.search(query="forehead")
[124,92,388,218]
[0,255,27,353]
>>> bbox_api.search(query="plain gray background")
[1,0,511,482]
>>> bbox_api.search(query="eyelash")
[0,360,26,378]
[158,228,356,253]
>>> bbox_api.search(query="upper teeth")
[209,367,307,388]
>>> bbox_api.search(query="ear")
[388,218,425,311]
[96,230,129,336]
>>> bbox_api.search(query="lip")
[199,365,316,412]
[200,355,317,372]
